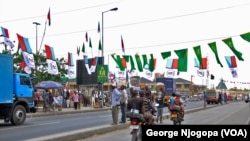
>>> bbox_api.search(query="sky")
[1,0,250,89]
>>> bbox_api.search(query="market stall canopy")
[35,81,64,89]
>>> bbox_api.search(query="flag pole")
[38,19,48,54]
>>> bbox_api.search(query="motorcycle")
[128,109,145,141]
[170,111,182,125]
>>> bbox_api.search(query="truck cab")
[0,54,35,125]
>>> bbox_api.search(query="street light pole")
[108,53,116,92]
[101,7,118,108]
[33,22,40,55]
[190,75,195,97]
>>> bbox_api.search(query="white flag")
[197,69,205,77]
[85,64,91,75]
[68,66,76,79]
[164,69,175,77]
[47,59,58,75]
[4,37,14,48]
[22,51,35,69]
[230,68,238,78]
[24,66,32,74]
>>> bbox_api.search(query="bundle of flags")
[165,58,178,77]
[1,26,14,49]
[44,45,58,75]
[16,33,35,74]
[225,56,238,78]
[83,55,100,75]
[67,52,76,79]
[194,57,208,77]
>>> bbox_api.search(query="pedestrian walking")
[119,85,128,124]
[110,83,121,125]
[218,92,223,105]
[156,87,165,123]
[73,91,79,110]
[224,92,227,104]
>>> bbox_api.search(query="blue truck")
[156,77,176,95]
[0,54,35,125]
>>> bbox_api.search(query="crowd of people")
[110,83,185,125]
[34,89,84,112]
[34,83,185,125]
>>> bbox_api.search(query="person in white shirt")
[119,85,128,123]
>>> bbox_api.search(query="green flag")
[89,38,92,48]
[142,54,148,68]
[135,54,143,72]
[240,32,250,42]
[129,55,136,71]
[193,45,203,68]
[174,48,188,72]
[222,37,244,61]
[208,42,223,67]
[81,41,85,53]
[98,39,102,50]
[111,54,125,71]
[148,54,155,72]
[161,51,171,59]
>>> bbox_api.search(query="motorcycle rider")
[127,89,155,125]
[139,90,156,125]
[168,92,185,121]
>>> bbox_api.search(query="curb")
[44,105,217,141]
[27,107,112,118]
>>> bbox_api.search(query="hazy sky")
[1,0,250,89]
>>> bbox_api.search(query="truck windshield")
[20,76,31,86]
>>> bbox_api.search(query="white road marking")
[0,122,60,131]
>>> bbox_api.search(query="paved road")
[79,101,250,141]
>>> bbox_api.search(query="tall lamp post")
[33,22,40,78]
[101,7,118,108]
[32,22,40,54]
[190,75,195,97]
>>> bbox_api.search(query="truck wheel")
[11,105,26,125]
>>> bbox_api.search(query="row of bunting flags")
[0,8,76,78]
[2,7,250,84]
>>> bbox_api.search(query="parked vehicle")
[0,54,35,125]
[206,90,219,104]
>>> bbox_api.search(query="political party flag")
[174,48,188,72]
[47,8,51,26]
[47,59,58,75]
[1,26,9,38]
[222,37,244,61]
[97,21,100,33]
[68,52,74,66]
[208,42,223,67]
[16,33,33,54]
[44,44,56,61]
[121,35,125,53]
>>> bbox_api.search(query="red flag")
[47,8,51,26]
[44,44,56,60]
[85,32,88,42]
[121,35,125,53]
[20,61,26,69]
[121,58,127,68]
[201,57,208,69]
[172,59,178,69]
[231,56,237,68]
[97,21,100,33]
[1,26,9,38]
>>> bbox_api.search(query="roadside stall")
[35,81,64,111]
